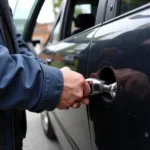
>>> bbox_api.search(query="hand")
[57,67,91,110]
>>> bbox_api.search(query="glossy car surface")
[15,0,150,149]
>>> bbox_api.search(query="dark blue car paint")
[39,1,150,150]
[88,7,150,150]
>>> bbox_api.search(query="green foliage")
[51,61,77,71]
[52,0,62,16]
[53,0,62,8]
[74,6,83,17]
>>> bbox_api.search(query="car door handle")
[86,66,118,103]
[86,78,117,101]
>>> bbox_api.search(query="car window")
[71,4,91,33]
[8,0,17,13]
[118,0,149,15]
[32,0,62,48]
[70,0,99,36]
[47,0,99,44]
[50,0,99,42]
[11,0,38,34]
[32,0,58,46]
[30,0,62,54]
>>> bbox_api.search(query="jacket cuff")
[37,64,63,111]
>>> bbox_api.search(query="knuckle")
[78,75,84,84]
[78,73,83,79]
[72,102,81,109]
[76,93,83,100]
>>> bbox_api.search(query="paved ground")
[23,111,61,150]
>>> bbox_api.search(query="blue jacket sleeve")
[0,45,63,111]
[16,33,46,64]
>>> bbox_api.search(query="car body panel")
[46,27,98,149]
[88,5,150,150]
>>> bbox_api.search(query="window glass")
[71,0,98,36]
[74,4,91,18]
[32,0,62,44]
[8,0,17,13]
[72,4,92,33]
[32,0,56,46]
[49,0,98,43]
[12,0,38,34]
[119,0,149,15]
[31,0,62,54]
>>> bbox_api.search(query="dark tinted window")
[118,0,149,15]
[67,0,99,37]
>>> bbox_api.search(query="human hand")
[57,67,91,110]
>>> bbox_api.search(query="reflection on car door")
[47,28,97,149]
[45,0,105,149]
[88,3,150,150]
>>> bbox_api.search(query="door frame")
[23,0,45,42]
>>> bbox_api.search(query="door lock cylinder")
[86,78,117,102]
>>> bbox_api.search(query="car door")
[42,0,106,149]
[87,0,150,150]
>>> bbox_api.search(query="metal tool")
[86,78,117,102]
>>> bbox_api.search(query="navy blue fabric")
[0,45,63,111]
[0,1,64,149]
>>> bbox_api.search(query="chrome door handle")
[86,78,105,96]
[86,78,117,102]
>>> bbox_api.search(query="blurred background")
[9,0,61,55]
[9,0,87,56]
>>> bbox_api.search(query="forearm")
[0,45,63,111]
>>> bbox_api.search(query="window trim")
[49,12,61,43]
[50,0,105,43]
[23,0,44,42]
[61,0,103,39]
[48,0,67,43]
[95,0,108,25]
[61,0,73,39]
[104,1,150,25]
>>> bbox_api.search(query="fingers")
[83,80,91,97]
[69,78,90,109]
[81,97,89,105]
[58,68,90,110]
[71,102,81,109]
[71,97,89,109]
[59,98,90,110]
[65,107,69,110]
[74,76,90,102]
